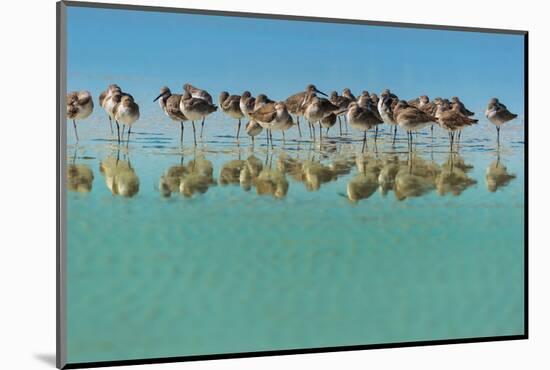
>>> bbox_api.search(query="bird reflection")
[394,154,439,201]
[67,163,94,193]
[159,154,215,198]
[486,154,516,192]
[377,155,400,196]
[99,151,140,197]
[435,153,477,196]
[253,167,289,198]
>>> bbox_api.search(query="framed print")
[57,1,528,368]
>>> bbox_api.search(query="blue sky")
[67,6,525,115]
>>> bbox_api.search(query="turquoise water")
[66,106,525,363]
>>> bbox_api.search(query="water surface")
[66,109,525,363]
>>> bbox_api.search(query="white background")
[0,0,547,369]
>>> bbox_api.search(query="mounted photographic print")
[57,1,528,368]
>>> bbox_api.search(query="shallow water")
[66,109,525,363]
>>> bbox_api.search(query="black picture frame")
[56,1,529,368]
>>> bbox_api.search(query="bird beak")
[153,93,163,102]
[315,88,328,97]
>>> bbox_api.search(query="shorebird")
[378,89,399,144]
[183,84,214,138]
[67,91,94,141]
[485,98,517,146]
[451,97,474,116]
[415,95,439,135]
[114,94,140,144]
[357,90,370,108]
[393,100,437,152]
[248,102,293,148]
[435,101,478,151]
[183,83,213,103]
[219,91,245,139]
[239,91,256,119]
[154,86,188,144]
[245,120,263,144]
[179,91,217,145]
[278,114,296,143]
[302,91,342,141]
[342,88,357,102]
[99,84,120,133]
[329,91,352,134]
[254,94,275,111]
[285,84,327,138]
[346,102,381,152]
[321,113,337,135]
[252,94,276,145]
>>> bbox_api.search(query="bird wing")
[249,103,276,122]
[166,95,186,120]
[99,90,107,106]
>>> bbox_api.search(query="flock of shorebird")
[67,83,519,151]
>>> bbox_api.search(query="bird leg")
[282,131,286,144]
[116,121,120,143]
[344,115,349,133]
[236,119,241,140]
[192,121,197,146]
[338,116,342,136]
[296,116,302,138]
[121,124,126,138]
[72,119,79,142]
[200,118,205,139]
[311,122,316,142]
[496,126,500,147]
[127,126,131,143]
[362,131,367,153]
[180,121,184,144]
[392,125,397,145]
[374,125,378,142]
[108,116,114,134]
[318,122,322,141]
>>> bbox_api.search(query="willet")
[302,91,342,142]
[219,91,245,139]
[451,97,474,116]
[378,89,399,144]
[485,98,518,146]
[285,84,327,138]
[329,91,353,135]
[346,102,380,152]
[248,102,292,148]
[114,94,140,144]
[183,83,213,103]
[342,88,357,102]
[245,120,263,144]
[393,100,437,152]
[252,94,276,145]
[67,91,94,141]
[99,84,120,134]
[183,84,215,138]
[154,86,188,144]
[180,91,217,145]
[239,91,256,119]
[416,95,438,135]
[321,113,337,135]
[435,100,478,151]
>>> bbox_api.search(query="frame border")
[56,1,529,369]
